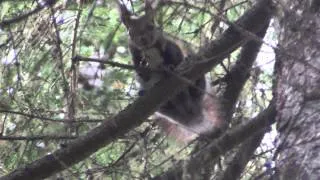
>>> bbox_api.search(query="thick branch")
[0,0,273,179]
[189,15,271,180]
[217,21,271,180]
[222,21,270,118]
[219,132,265,180]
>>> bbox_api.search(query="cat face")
[118,1,160,49]
[126,16,160,49]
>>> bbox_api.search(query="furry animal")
[119,0,184,91]
[118,0,220,140]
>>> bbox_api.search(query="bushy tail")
[155,93,224,143]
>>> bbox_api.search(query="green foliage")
[0,1,32,20]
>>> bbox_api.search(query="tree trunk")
[275,0,320,179]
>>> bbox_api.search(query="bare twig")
[0,109,104,123]
[73,55,163,74]
[67,5,83,134]
[0,135,77,141]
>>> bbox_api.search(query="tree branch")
[0,109,103,123]
[187,14,271,180]
[222,21,270,118]
[73,55,162,74]
[0,135,77,141]
[217,20,271,180]
[219,132,265,180]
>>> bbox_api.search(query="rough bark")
[274,0,320,179]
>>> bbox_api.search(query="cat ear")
[117,1,132,27]
[145,0,160,19]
